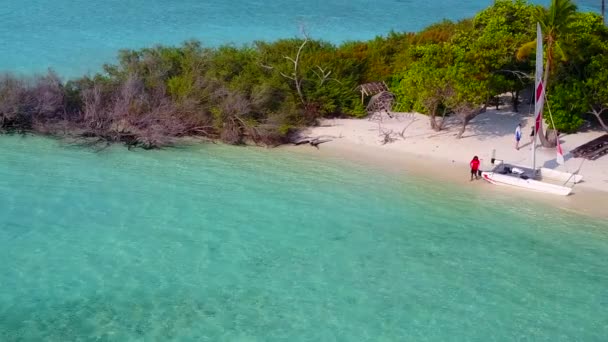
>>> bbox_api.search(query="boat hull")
[481,171,572,196]
[539,167,583,184]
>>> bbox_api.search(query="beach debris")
[375,113,416,145]
[570,134,608,160]
[357,81,390,104]
[379,129,397,145]
[366,91,396,120]
[292,134,337,148]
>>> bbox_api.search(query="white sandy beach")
[289,109,608,218]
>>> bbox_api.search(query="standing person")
[530,125,535,145]
[515,123,522,150]
[470,156,480,181]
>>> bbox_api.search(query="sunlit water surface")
[0,135,607,340]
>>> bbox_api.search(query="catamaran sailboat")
[481,23,582,196]
[481,158,582,196]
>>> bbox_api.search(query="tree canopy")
[1,0,606,148]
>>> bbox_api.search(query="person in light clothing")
[515,123,522,150]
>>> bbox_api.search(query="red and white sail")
[534,23,564,164]
[534,23,545,136]
[480,23,577,195]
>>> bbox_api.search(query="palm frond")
[516,40,537,61]
[553,41,568,62]
[547,0,578,32]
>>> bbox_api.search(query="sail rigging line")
[543,92,566,166]
[562,158,585,187]
[544,92,557,138]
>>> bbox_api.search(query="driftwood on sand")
[291,134,338,148]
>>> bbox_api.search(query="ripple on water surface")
[0,135,607,340]
[0,0,602,76]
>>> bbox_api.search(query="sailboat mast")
[532,124,537,172]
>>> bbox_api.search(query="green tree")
[540,12,607,132]
[394,44,453,130]
[583,53,608,132]
[444,57,491,138]
[469,0,536,111]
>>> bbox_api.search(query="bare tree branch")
[495,69,533,85]
[588,105,608,133]
[259,63,274,70]
[312,65,332,86]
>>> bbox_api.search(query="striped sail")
[533,23,564,165]
[534,23,545,135]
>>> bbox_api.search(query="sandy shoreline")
[286,110,608,219]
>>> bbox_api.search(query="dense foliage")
[1,0,606,148]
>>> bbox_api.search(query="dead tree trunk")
[82,84,105,130]
[429,115,439,131]
[279,37,308,105]
[590,107,608,133]
[423,97,442,131]
[429,106,448,131]
[454,103,486,139]
[511,90,519,112]
[457,116,470,139]
[428,104,440,131]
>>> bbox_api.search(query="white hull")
[481,163,582,196]
[481,171,572,196]
[538,168,583,185]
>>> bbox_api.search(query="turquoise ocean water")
[1,1,607,340]
[1,135,607,340]
[0,0,601,77]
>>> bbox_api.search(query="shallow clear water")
[0,0,601,77]
[1,135,607,340]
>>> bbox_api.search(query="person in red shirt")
[470,156,480,181]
